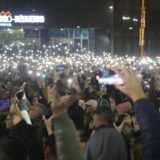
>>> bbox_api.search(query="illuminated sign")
[0,11,45,26]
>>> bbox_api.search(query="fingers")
[115,85,125,93]
[113,119,125,133]
[61,94,78,106]
[52,87,60,101]
[47,84,60,102]
[19,82,26,90]
[10,103,21,117]
[115,68,137,85]
[52,94,78,115]
[49,115,54,121]
[71,82,81,93]
[42,115,46,121]
[114,68,127,83]
[11,97,17,105]
[42,115,54,122]
[119,119,125,127]
[115,67,133,77]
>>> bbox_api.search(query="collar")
[95,124,114,132]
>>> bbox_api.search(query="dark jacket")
[68,102,84,129]
[134,99,160,160]
[9,120,44,160]
[85,125,128,160]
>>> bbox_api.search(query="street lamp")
[129,27,133,30]
[122,16,131,20]
[109,6,114,10]
[133,18,138,22]
[109,2,114,56]
[139,0,146,57]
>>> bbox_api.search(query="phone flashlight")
[68,78,73,84]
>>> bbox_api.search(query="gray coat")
[85,125,128,160]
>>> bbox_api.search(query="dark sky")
[0,0,159,28]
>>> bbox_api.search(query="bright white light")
[9,30,13,34]
[109,6,114,10]
[68,79,73,84]
[149,66,153,70]
[0,16,12,23]
[129,27,133,30]
[133,18,138,22]
[15,15,45,23]
[0,15,45,23]
[28,70,33,75]
[36,72,41,76]
[122,16,130,20]
[0,41,158,78]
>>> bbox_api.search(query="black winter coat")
[9,120,44,160]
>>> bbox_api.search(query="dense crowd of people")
[0,43,159,73]
[0,43,160,160]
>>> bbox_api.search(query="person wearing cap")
[85,107,128,160]
[84,100,98,129]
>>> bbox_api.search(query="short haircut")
[0,136,27,160]
[93,107,114,125]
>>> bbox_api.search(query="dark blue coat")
[134,99,160,160]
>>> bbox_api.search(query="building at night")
[0,0,159,55]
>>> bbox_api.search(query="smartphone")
[16,90,27,110]
[0,99,10,112]
[56,65,67,73]
[16,90,25,100]
[115,114,126,126]
[143,80,150,91]
[96,70,123,85]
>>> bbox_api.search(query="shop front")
[0,11,45,46]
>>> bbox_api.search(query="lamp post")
[109,3,114,55]
[139,0,145,57]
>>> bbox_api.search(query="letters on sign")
[0,11,45,24]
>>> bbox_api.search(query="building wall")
[113,0,160,56]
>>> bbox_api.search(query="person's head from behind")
[0,136,27,160]
[92,107,114,128]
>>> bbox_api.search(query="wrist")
[47,127,53,136]
[13,117,23,125]
[53,110,66,119]
[131,92,146,102]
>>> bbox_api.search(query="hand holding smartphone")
[96,70,123,85]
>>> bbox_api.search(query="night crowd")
[0,44,160,160]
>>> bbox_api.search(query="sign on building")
[0,11,45,26]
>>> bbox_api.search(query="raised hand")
[115,68,145,102]
[10,98,23,125]
[47,85,79,119]
[43,115,54,135]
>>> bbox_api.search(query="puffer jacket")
[134,99,160,160]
